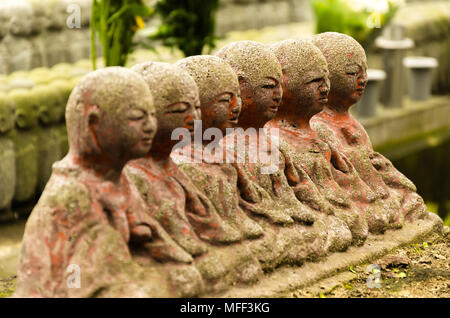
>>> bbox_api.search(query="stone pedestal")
[375,25,414,109]
[403,56,438,102]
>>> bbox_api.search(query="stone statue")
[125,62,242,263]
[8,88,39,211]
[215,41,317,226]
[267,39,377,245]
[0,92,16,221]
[32,85,63,192]
[173,54,263,240]
[15,67,177,297]
[311,32,428,224]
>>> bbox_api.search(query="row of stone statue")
[15,32,437,297]
[0,80,71,221]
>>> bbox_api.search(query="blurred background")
[0,0,449,228]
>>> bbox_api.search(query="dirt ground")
[286,231,450,298]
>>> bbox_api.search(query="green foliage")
[91,0,153,68]
[152,0,220,57]
[311,0,400,50]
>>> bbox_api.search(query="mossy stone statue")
[311,32,430,224]
[217,41,318,226]
[1,0,33,72]
[174,55,264,240]
[267,39,372,246]
[0,93,16,221]
[29,0,49,68]
[15,67,178,297]
[32,85,63,192]
[8,89,39,207]
[127,61,246,264]
[175,54,328,269]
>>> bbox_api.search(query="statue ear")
[87,105,101,128]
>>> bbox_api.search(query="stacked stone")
[0,0,92,74]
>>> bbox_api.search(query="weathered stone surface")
[267,39,372,245]
[175,55,264,239]
[311,32,428,228]
[216,41,318,227]
[14,67,165,297]
[127,62,242,263]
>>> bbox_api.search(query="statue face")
[295,66,330,115]
[155,96,200,140]
[330,57,368,105]
[13,95,39,130]
[92,90,157,161]
[37,100,51,126]
[202,90,241,133]
[240,75,282,122]
[0,100,14,134]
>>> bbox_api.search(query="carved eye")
[127,109,145,120]
[262,84,275,89]
[165,102,189,114]
[307,78,322,84]
[346,71,358,76]
[216,93,232,104]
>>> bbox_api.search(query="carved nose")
[273,85,282,100]
[360,77,368,87]
[320,84,329,96]
[194,107,201,121]
[143,114,156,134]
[231,104,241,114]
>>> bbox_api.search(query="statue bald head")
[216,41,282,128]
[66,67,156,164]
[312,32,368,106]
[176,55,240,132]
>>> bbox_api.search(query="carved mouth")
[268,105,279,112]
[318,98,328,104]
[228,117,239,124]
[141,136,153,146]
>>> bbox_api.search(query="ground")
[284,231,449,298]
[1,230,448,298]
[0,276,15,298]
